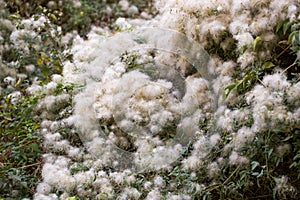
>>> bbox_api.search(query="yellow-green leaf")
[275,21,286,33]
[40,52,50,60]
[67,197,79,200]
[252,36,262,50]
[37,58,43,66]
[222,83,237,100]
[9,14,20,20]
[15,78,22,87]
[262,61,275,69]
[48,13,57,21]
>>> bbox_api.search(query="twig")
[276,43,291,59]
[205,166,240,193]
[257,78,266,87]
[223,166,240,185]
[281,62,297,75]
[248,194,271,199]
[19,162,42,169]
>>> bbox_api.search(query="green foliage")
[0,4,68,197]
[205,31,239,61]
[252,36,262,50]
[274,19,300,82]
[290,129,300,179]
[289,21,300,55]
[54,82,76,96]
[70,163,89,175]
[67,196,80,200]
[0,8,69,84]
[276,19,300,54]
[223,61,275,100]
[6,0,157,36]
[0,94,42,198]
[120,51,142,72]
[217,18,300,200]
[223,19,300,100]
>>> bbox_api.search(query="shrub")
[1,0,300,199]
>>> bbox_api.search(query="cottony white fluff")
[33,0,300,198]
[42,162,75,192]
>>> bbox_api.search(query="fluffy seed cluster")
[64,31,215,171]
[23,0,300,199]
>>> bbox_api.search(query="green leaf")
[268,148,273,159]
[37,58,43,66]
[252,36,262,50]
[20,181,28,188]
[288,30,300,43]
[222,83,237,100]
[40,52,50,61]
[240,45,248,54]
[275,21,286,33]
[11,174,22,181]
[252,169,264,178]
[251,161,260,171]
[283,21,292,35]
[9,14,20,20]
[283,136,293,141]
[29,143,41,153]
[251,172,260,177]
[41,66,50,77]
[68,196,79,200]
[293,153,300,160]
[262,61,275,69]
[48,13,57,21]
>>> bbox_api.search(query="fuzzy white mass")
[33,0,300,198]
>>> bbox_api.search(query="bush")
[0,0,299,199]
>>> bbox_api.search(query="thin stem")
[205,166,240,193]
[257,78,266,87]
[276,43,291,59]
[281,61,297,75]
[223,166,240,185]
[19,162,42,169]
